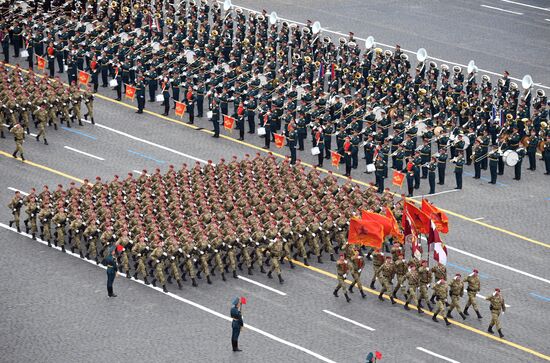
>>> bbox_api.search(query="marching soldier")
[266,237,285,284]
[432,278,451,325]
[446,273,467,320]
[52,206,68,252]
[403,263,424,314]
[486,288,506,338]
[418,260,433,311]
[376,256,397,304]
[10,123,26,161]
[8,191,24,233]
[430,261,447,304]
[392,253,407,299]
[369,249,384,289]
[333,254,351,302]
[463,269,483,319]
[347,249,367,298]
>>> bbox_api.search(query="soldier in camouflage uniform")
[377,256,397,304]
[8,191,24,232]
[446,273,467,320]
[463,269,483,319]
[51,205,67,252]
[23,194,39,239]
[430,261,447,304]
[131,238,150,285]
[432,279,451,325]
[267,237,284,284]
[369,249,385,289]
[347,249,366,298]
[486,288,506,338]
[333,254,351,302]
[418,260,433,311]
[392,253,408,299]
[403,264,423,314]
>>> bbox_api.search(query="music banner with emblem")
[392,170,405,187]
[330,151,341,168]
[125,84,136,101]
[174,101,187,117]
[223,115,235,131]
[274,133,285,148]
[36,55,46,70]
[78,70,90,85]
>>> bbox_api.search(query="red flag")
[36,55,46,70]
[175,101,187,117]
[433,240,448,265]
[274,133,285,148]
[403,201,431,234]
[392,170,405,187]
[347,217,385,249]
[78,70,90,85]
[361,210,392,237]
[116,244,123,252]
[375,351,383,360]
[402,207,422,259]
[240,296,247,305]
[385,207,404,244]
[223,115,235,131]
[422,199,449,233]
[125,84,136,100]
[330,151,341,168]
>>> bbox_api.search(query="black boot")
[390,296,396,304]
[463,306,470,316]
[378,291,384,301]
[152,278,157,287]
[392,288,398,299]
[360,290,366,299]
[418,306,424,314]
[333,287,340,297]
[488,325,494,334]
[233,270,238,278]
[317,256,323,264]
[144,277,150,285]
[44,138,48,145]
[192,278,198,287]
[61,246,66,253]
[444,317,451,326]
[91,118,95,125]
[260,265,266,274]
[432,315,439,322]
[289,260,295,269]
[278,274,284,284]
[430,294,436,304]
[247,267,253,275]
[303,258,309,266]
[447,312,454,319]
[498,329,504,338]
[163,285,168,293]
[330,253,335,262]
[348,282,355,293]
[427,302,433,311]
[221,272,226,281]
[126,271,130,278]
[476,310,483,319]
[237,262,243,271]
[207,275,212,284]
[32,233,36,240]
[404,302,410,310]
[54,123,58,130]
[167,275,173,284]
[267,270,273,279]
[460,312,466,320]
[344,293,351,303]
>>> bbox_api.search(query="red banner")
[78,70,90,85]
[175,101,187,117]
[347,217,385,249]
[392,170,405,187]
[274,133,285,148]
[385,207,404,244]
[223,115,235,131]
[422,199,449,233]
[330,151,341,168]
[36,56,46,70]
[125,84,136,100]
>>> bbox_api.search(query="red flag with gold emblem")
[361,210,393,237]
[422,199,449,233]
[403,201,431,234]
[223,115,235,131]
[274,133,285,148]
[347,217,385,249]
[330,150,341,168]
[36,55,46,70]
[78,70,90,85]
[392,170,405,187]
[125,84,136,100]
[175,101,187,117]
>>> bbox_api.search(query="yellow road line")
[1,149,548,361]
[3,62,548,249]
[290,258,550,361]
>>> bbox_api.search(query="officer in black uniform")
[428,157,437,194]
[245,94,256,133]
[375,155,386,193]
[437,149,448,185]
[136,77,146,114]
[526,130,539,170]
[513,148,526,180]
[453,155,464,189]
[488,145,500,184]
[287,124,298,165]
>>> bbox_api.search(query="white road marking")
[237,275,287,296]
[464,290,511,307]
[8,187,29,196]
[221,2,550,90]
[132,170,150,176]
[417,347,461,363]
[30,133,38,137]
[545,18,550,21]
[473,217,485,221]
[501,0,550,12]
[447,245,550,285]
[82,119,208,164]
[410,189,459,198]
[63,146,105,161]
[322,310,375,331]
[480,4,524,15]
[0,222,336,363]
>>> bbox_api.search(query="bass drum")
[502,150,519,166]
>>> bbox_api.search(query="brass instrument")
[304,55,312,64]
[211,30,219,37]
[278,50,285,58]
[354,71,362,80]
[166,18,174,25]
[315,61,321,68]
[177,19,184,26]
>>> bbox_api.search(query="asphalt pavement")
[2,1,550,362]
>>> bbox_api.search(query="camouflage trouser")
[120,251,129,273]
[213,252,224,273]
[42,222,51,241]
[48,110,57,126]
[169,260,181,281]
[379,276,393,294]
[200,254,210,277]
[419,283,430,302]
[321,232,333,253]
[336,273,346,290]
[14,141,23,156]
[28,217,37,234]
[255,247,264,268]
[85,103,93,119]
[11,210,20,225]
[294,236,306,258]
[308,236,321,256]
[447,295,462,314]
[351,270,363,290]
[433,298,446,317]
[72,233,82,251]
[184,257,196,278]
[56,227,65,246]
[335,231,347,249]
[240,245,252,268]
[87,238,97,258]
[37,123,46,138]
[490,310,502,330]
[269,254,281,274]
[154,262,166,285]
[465,290,479,312]
[227,249,237,272]
[282,241,292,260]
[135,257,147,279]
[73,105,81,121]
[370,266,381,285]
[406,286,419,306]
[395,274,407,295]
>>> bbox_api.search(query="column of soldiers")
[0,62,94,159]
[2,0,549,179]
[7,154,506,336]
